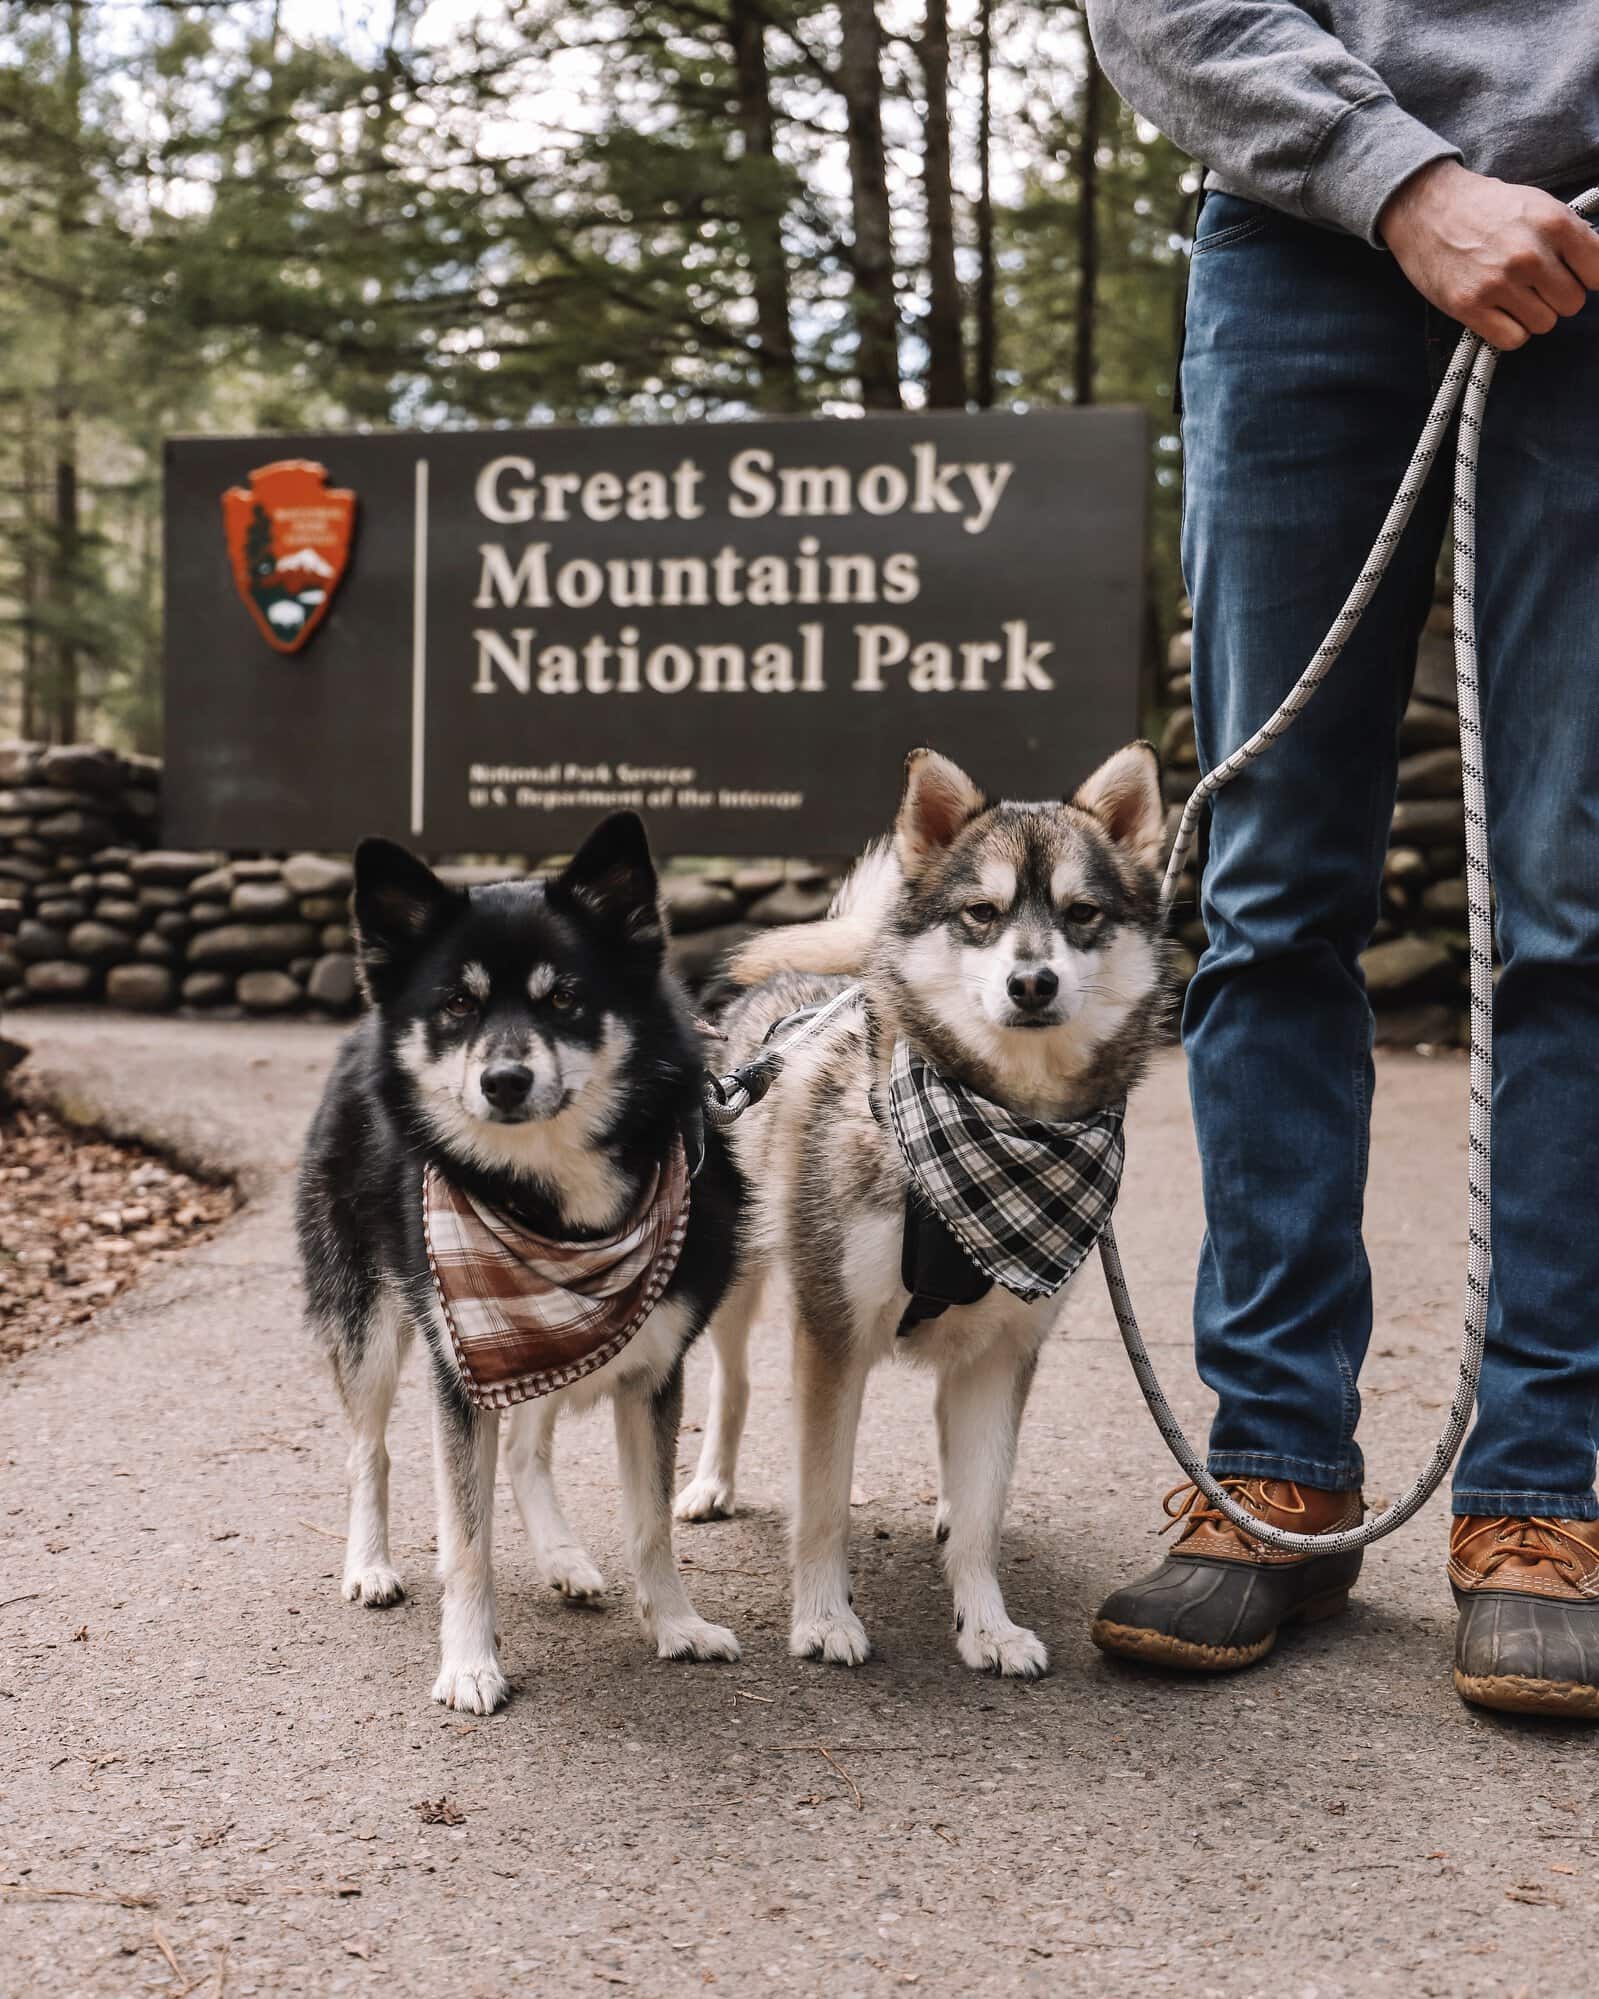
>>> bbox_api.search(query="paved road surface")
[2,1012,1592,1997]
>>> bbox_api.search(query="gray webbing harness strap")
[1100,187,1599,1555]
[702,983,864,1129]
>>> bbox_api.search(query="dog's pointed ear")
[549,811,664,965]
[352,838,463,998]
[894,749,987,875]
[1072,741,1165,872]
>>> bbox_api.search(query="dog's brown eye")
[549,985,577,1011]
[443,990,476,1017]
[1065,902,1101,925]
[964,902,999,926]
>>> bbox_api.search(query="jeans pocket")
[1192,194,1277,255]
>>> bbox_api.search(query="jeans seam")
[1210,1449,1363,1486]
[1452,1488,1599,1519]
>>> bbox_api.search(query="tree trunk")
[19,398,40,743]
[730,0,800,411]
[50,0,86,745]
[1072,38,1103,408]
[973,0,996,408]
[920,0,965,406]
[837,0,902,409]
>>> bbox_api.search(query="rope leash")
[1100,186,1599,1554]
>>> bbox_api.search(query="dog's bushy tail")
[727,837,900,987]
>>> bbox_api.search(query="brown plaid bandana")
[423,1137,691,1410]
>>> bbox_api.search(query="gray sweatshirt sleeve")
[1084,0,1462,244]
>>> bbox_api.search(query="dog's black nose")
[481,1062,534,1111]
[1006,964,1060,1012]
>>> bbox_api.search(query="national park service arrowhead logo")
[222,460,356,654]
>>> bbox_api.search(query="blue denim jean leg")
[1180,192,1599,1520]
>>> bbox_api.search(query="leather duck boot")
[1450,1516,1599,1719]
[1091,1478,1364,1671]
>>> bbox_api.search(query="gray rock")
[0,898,20,934]
[0,741,39,784]
[746,882,835,927]
[187,922,316,969]
[35,899,87,928]
[320,923,352,953]
[68,920,134,967]
[95,870,136,894]
[180,971,234,1007]
[1399,698,1459,753]
[436,862,518,889]
[69,872,96,894]
[1160,706,1197,769]
[1383,846,1428,887]
[12,837,51,860]
[187,865,236,900]
[136,884,184,912]
[187,901,227,927]
[136,932,177,965]
[153,911,192,941]
[1360,935,1456,1005]
[1168,672,1192,704]
[106,963,174,1011]
[1167,627,1193,675]
[307,952,358,1009]
[1390,798,1464,845]
[283,853,353,897]
[0,815,30,840]
[15,920,68,963]
[90,846,135,869]
[35,809,116,849]
[22,959,94,1000]
[730,865,784,896]
[298,895,348,924]
[666,923,755,989]
[237,969,303,1013]
[230,880,296,919]
[1397,747,1463,800]
[0,786,84,814]
[129,849,226,885]
[785,860,833,888]
[38,744,125,794]
[1422,876,1469,921]
[95,898,143,928]
[0,856,51,888]
[288,956,314,981]
[662,877,742,934]
[231,858,286,881]
[0,948,19,986]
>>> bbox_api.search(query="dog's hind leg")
[332,1298,411,1608]
[935,1342,1046,1679]
[789,1319,871,1667]
[674,1270,761,1522]
[614,1349,740,1662]
[504,1398,607,1602]
[431,1384,509,1714]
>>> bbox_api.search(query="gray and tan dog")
[675,744,1170,1677]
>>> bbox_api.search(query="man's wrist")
[1378,157,1471,250]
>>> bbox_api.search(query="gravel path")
[2,1012,1593,1997]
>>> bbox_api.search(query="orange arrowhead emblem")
[222,460,357,654]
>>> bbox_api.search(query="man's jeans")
[1182,190,1599,1520]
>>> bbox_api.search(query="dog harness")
[883,1037,1125,1330]
[422,1137,691,1409]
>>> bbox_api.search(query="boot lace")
[1454,1515,1596,1585]
[1160,1477,1307,1546]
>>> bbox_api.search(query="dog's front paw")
[673,1475,736,1522]
[655,1615,741,1663]
[933,1499,951,1544]
[956,1619,1048,1680]
[432,1656,511,1713]
[542,1546,607,1601]
[343,1564,405,1607]
[791,1609,872,1667]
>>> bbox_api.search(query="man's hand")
[1379,159,1599,350]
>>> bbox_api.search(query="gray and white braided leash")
[1099,187,1599,1554]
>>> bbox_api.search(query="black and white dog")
[296,814,745,1713]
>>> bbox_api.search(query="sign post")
[165,410,1146,855]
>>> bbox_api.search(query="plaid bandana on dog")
[884,1038,1124,1302]
[422,1138,690,1410]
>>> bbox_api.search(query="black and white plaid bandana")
[883,1038,1125,1302]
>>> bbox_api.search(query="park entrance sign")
[164,410,1145,855]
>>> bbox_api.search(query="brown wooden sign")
[166,411,1146,856]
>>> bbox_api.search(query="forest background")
[0,0,1195,752]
